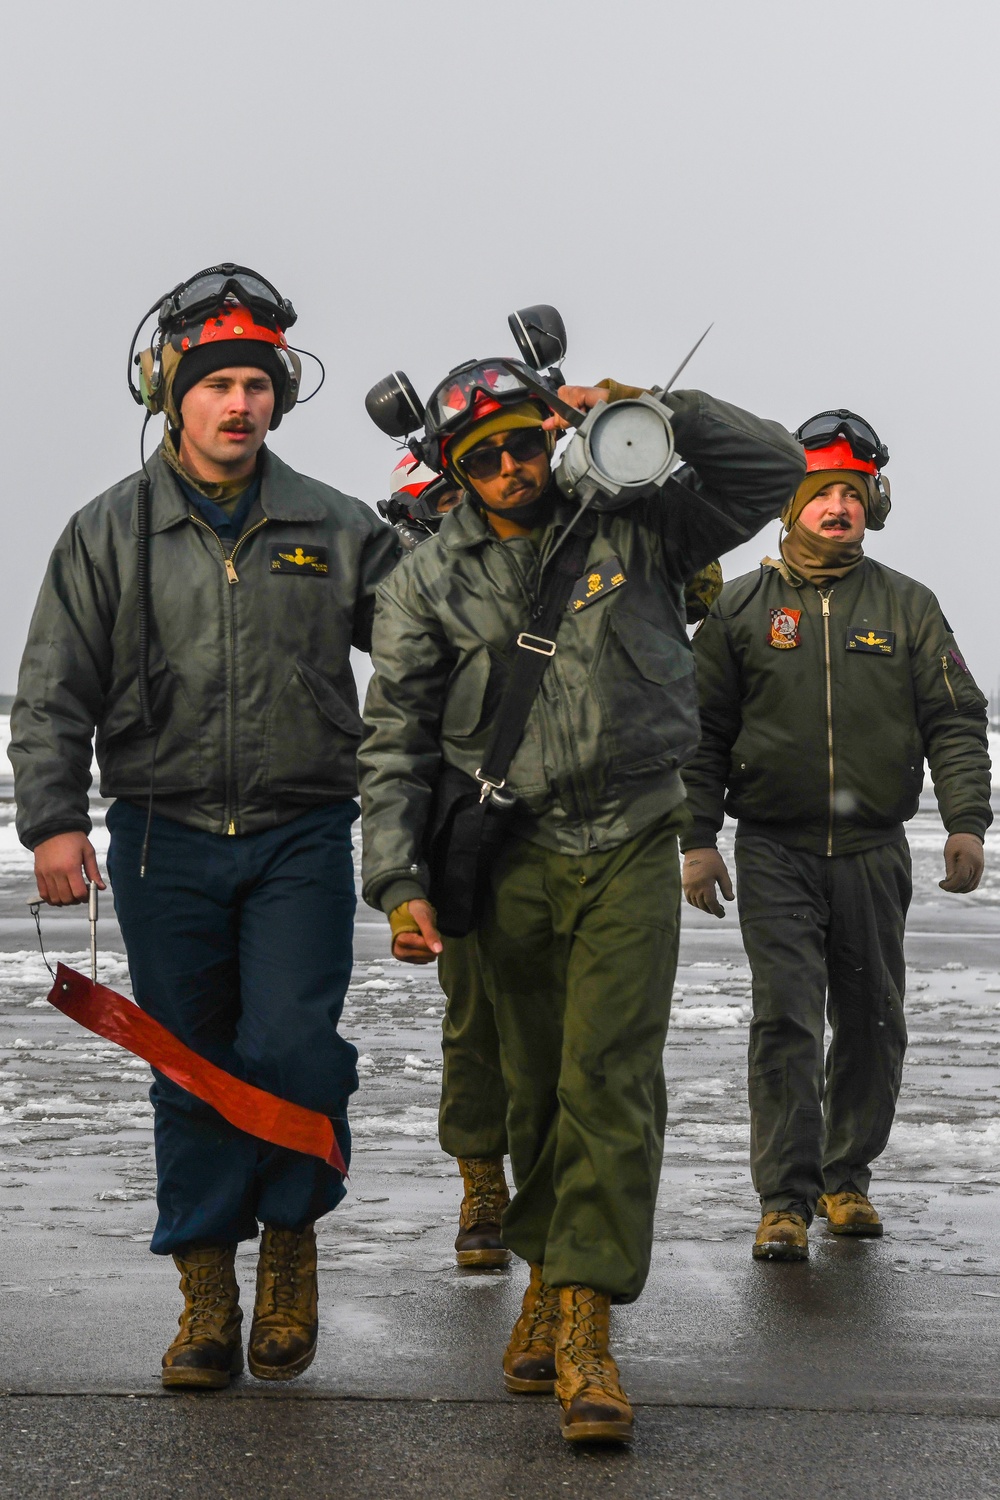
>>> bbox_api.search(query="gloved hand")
[682,848,735,918]
[389,899,443,963]
[939,833,985,893]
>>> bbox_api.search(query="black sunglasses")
[460,428,549,480]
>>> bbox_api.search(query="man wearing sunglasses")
[9,265,401,1388]
[681,410,991,1261]
[360,363,804,1442]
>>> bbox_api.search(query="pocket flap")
[296,659,364,738]
[610,607,694,686]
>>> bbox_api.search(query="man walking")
[10,265,400,1386]
[380,454,512,1269]
[360,354,803,1441]
[681,410,991,1260]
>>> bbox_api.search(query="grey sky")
[1,1,997,698]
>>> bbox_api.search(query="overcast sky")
[1,1,997,700]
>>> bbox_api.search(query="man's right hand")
[33,832,106,907]
[682,847,734,919]
[390,899,444,964]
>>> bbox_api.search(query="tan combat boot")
[161,1244,243,1390]
[817,1189,883,1236]
[753,1209,809,1261]
[554,1285,633,1444]
[248,1224,318,1381]
[455,1156,511,1268]
[502,1263,560,1393]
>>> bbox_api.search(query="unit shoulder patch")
[846,627,895,656]
[569,556,627,612]
[270,544,329,576]
[768,607,801,649]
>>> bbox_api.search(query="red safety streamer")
[46,964,348,1175]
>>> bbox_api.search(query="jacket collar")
[439,489,598,552]
[132,443,326,536]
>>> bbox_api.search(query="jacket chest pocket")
[595,600,698,773]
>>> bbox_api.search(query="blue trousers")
[106,800,358,1256]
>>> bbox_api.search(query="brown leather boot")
[161,1244,243,1390]
[502,1264,560,1393]
[817,1189,883,1236]
[248,1224,318,1381]
[753,1209,809,1260]
[554,1285,633,1444]
[455,1156,511,1268]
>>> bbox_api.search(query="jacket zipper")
[188,515,269,835]
[941,653,958,710]
[818,588,835,856]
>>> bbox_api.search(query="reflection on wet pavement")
[0,801,997,1404]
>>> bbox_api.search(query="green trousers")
[437,934,508,1160]
[477,812,684,1303]
[736,832,911,1219]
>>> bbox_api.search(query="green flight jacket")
[10,444,401,848]
[359,389,805,913]
[681,558,993,856]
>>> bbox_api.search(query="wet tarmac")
[0,796,998,1494]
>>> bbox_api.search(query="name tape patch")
[569,557,627,612]
[846,627,895,656]
[270,544,329,577]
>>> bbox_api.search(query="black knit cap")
[171,339,288,425]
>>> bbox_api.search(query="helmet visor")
[166,266,295,330]
[796,410,887,468]
[425,361,540,437]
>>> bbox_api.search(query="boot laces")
[263,1231,303,1313]
[563,1290,618,1395]
[460,1158,509,1228]
[524,1280,560,1345]
[181,1259,233,1335]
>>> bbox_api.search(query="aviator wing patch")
[270,544,329,576]
[846,627,895,655]
[569,557,627,612]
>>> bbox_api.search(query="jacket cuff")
[944,819,988,843]
[596,377,649,404]
[379,878,428,916]
[679,821,721,854]
[22,817,92,852]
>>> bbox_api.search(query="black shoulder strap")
[476,529,592,803]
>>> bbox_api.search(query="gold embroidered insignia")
[269,544,330,576]
[569,556,627,612]
[846,627,895,656]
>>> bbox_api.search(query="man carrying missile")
[359,315,804,1443]
[379,448,728,1272]
[9,264,400,1388]
[680,410,992,1260]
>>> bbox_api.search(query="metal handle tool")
[88,880,99,983]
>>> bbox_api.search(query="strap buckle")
[516,631,556,657]
[475,770,516,809]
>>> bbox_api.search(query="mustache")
[218,418,256,433]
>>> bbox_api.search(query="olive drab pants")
[735,833,911,1218]
[437,934,508,1161]
[477,812,685,1303]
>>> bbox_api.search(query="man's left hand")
[542,386,609,433]
[939,833,985,893]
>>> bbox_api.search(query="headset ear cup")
[868,473,891,530]
[138,347,163,414]
[284,349,302,413]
